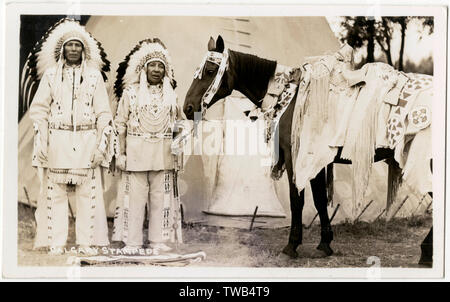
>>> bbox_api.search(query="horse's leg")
[281,147,304,258]
[419,191,433,267]
[310,168,334,256]
[419,227,433,267]
[326,163,334,205]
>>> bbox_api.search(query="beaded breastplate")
[127,84,174,142]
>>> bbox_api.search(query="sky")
[326,16,434,65]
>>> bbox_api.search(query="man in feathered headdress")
[28,19,114,255]
[112,38,187,253]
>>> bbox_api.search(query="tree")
[339,17,376,63]
[338,16,434,71]
[374,18,393,66]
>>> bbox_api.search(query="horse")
[183,36,433,264]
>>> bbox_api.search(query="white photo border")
[1,0,448,280]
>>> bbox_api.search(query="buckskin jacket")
[29,64,112,169]
[114,83,183,171]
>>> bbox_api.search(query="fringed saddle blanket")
[293,53,357,191]
[292,55,433,215]
[343,68,433,203]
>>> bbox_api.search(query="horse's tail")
[386,157,403,212]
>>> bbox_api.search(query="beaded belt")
[49,123,96,131]
[127,131,173,139]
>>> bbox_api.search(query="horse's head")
[184,35,233,120]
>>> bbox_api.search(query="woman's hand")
[90,149,105,168]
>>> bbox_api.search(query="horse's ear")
[216,35,225,53]
[208,37,216,51]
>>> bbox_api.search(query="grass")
[17,203,432,268]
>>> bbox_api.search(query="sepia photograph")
[1,1,447,280]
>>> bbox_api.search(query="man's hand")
[90,149,105,168]
[33,123,48,163]
[116,154,127,170]
[37,144,48,163]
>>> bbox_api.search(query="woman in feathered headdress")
[112,38,187,254]
[28,18,113,255]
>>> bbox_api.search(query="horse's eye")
[206,69,215,75]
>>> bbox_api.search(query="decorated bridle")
[193,49,229,119]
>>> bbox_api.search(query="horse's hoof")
[282,244,298,259]
[419,241,432,267]
[418,255,432,268]
[316,243,334,256]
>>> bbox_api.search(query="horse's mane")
[229,50,277,91]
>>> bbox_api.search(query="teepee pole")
[249,206,258,232]
[389,195,409,221]
[305,212,319,229]
[425,200,432,214]
[354,200,374,223]
[329,203,340,224]
[23,186,36,229]
[374,208,386,221]
[249,206,259,231]
[412,197,424,216]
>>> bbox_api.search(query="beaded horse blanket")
[387,73,433,150]
[292,52,433,215]
[242,64,301,178]
[259,65,301,143]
